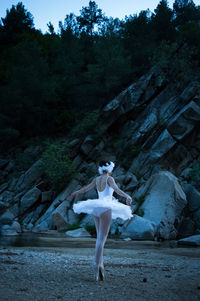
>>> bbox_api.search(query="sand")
[0,238,200,301]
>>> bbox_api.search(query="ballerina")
[71,160,133,281]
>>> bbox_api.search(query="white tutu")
[73,196,133,220]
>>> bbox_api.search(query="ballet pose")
[71,160,133,281]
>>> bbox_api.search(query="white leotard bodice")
[97,177,114,199]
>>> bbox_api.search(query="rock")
[23,145,42,157]
[0,190,15,203]
[168,101,200,140]
[34,189,68,230]
[65,227,91,237]
[52,201,71,230]
[16,160,43,192]
[72,155,82,168]
[131,109,157,144]
[0,224,18,236]
[26,223,34,231]
[180,168,192,181]
[81,136,94,155]
[193,208,200,228]
[9,203,19,217]
[30,204,46,224]
[33,220,50,232]
[68,138,80,148]
[125,175,138,191]
[183,184,200,212]
[83,189,98,200]
[140,171,187,239]
[80,214,95,227]
[120,215,157,240]
[149,129,176,161]
[0,183,8,194]
[20,187,41,214]
[67,209,79,225]
[11,221,21,233]
[178,234,200,246]
[5,160,14,173]
[41,191,53,203]
[0,200,9,211]
[178,217,195,238]
[0,210,15,226]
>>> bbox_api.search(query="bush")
[85,224,96,236]
[39,141,77,192]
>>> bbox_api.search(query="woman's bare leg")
[94,209,112,267]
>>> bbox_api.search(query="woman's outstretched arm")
[71,178,96,200]
[107,176,132,206]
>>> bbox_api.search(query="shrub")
[85,224,96,236]
[39,141,77,192]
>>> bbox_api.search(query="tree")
[77,1,105,36]
[1,2,34,33]
[151,0,175,41]
[173,0,200,26]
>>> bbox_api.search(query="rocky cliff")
[0,66,200,242]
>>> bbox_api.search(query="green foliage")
[85,224,97,236]
[60,223,81,232]
[1,2,34,33]
[39,142,77,192]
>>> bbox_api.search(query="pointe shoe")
[99,266,104,281]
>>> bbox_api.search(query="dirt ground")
[0,238,200,301]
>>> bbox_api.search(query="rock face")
[140,171,187,239]
[1,65,200,240]
[120,215,157,240]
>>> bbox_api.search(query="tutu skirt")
[73,197,133,220]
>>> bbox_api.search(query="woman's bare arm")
[71,178,96,200]
[107,176,132,206]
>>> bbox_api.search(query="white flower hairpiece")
[98,161,115,175]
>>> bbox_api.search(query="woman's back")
[96,175,114,199]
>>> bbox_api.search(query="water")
[0,231,178,249]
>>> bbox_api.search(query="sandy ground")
[0,237,200,301]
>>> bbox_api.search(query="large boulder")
[183,184,200,212]
[0,210,15,226]
[16,160,43,192]
[52,201,71,230]
[120,215,157,240]
[178,234,200,246]
[20,187,41,215]
[33,181,75,231]
[140,171,187,239]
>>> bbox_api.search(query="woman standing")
[71,160,133,281]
